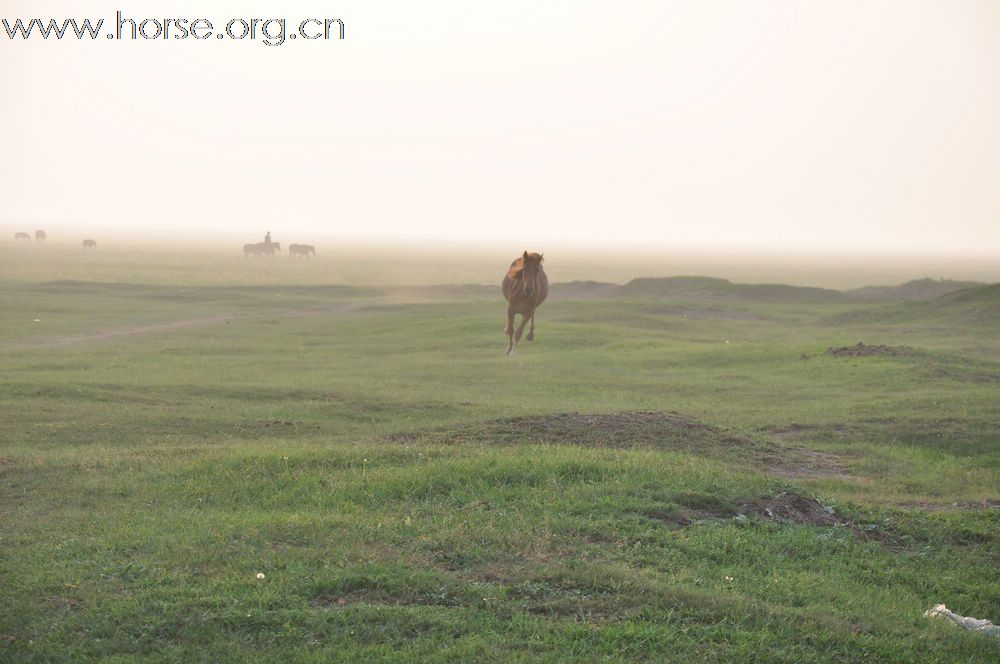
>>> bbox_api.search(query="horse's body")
[34,230,46,242]
[14,232,30,241]
[243,242,281,258]
[288,244,315,258]
[82,239,97,250]
[502,251,548,355]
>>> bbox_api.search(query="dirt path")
[0,303,358,351]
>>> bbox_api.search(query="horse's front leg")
[526,311,536,341]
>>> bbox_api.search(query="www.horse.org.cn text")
[2,12,346,47]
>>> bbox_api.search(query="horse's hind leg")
[514,315,529,344]
[526,312,536,341]
[505,307,516,355]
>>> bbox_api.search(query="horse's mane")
[507,253,544,279]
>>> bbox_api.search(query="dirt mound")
[393,413,855,477]
[439,411,752,452]
[827,342,912,357]
[648,491,865,534]
[498,411,709,437]
[740,492,844,527]
[737,493,904,548]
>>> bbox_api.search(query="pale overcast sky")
[3,1,999,252]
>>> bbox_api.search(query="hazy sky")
[4,1,999,252]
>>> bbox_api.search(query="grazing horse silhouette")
[502,251,548,355]
[243,242,281,258]
[14,232,31,241]
[288,244,315,259]
[82,239,97,250]
[34,230,47,242]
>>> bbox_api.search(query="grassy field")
[1,244,998,662]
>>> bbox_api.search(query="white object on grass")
[924,604,998,636]
[256,572,266,580]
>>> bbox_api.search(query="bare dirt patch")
[637,490,905,549]
[738,492,905,549]
[384,431,422,444]
[826,342,913,357]
[644,492,850,529]
[740,492,844,527]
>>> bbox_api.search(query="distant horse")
[502,251,548,355]
[82,239,97,250]
[288,244,315,259]
[35,230,47,242]
[14,232,30,241]
[243,242,281,258]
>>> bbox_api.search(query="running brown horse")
[502,251,548,355]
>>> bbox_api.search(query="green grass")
[1,247,998,662]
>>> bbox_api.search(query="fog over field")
[4,0,1000,256]
[4,240,1000,291]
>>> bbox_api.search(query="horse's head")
[519,250,544,297]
